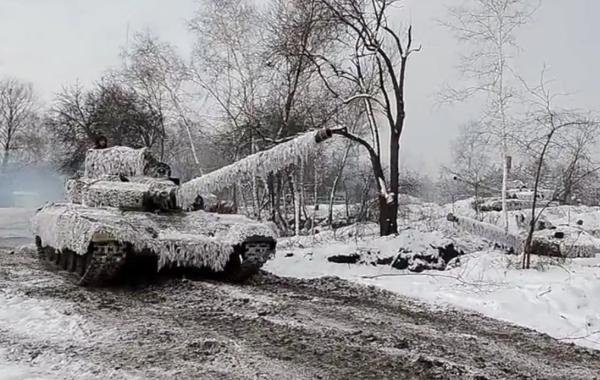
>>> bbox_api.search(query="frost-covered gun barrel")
[179,128,333,209]
[31,144,280,286]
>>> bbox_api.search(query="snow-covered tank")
[32,129,333,286]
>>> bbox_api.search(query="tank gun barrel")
[178,128,333,209]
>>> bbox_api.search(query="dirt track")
[0,248,599,380]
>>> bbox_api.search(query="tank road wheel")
[224,237,275,282]
[67,252,77,272]
[59,252,69,270]
[75,254,89,278]
[35,236,45,260]
[78,234,128,286]
[34,234,127,286]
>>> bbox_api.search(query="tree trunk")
[275,174,289,234]
[384,128,401,236]
[312,161,318,236]
[239,183,249,217]
[182,120,201,173]
[344,180,350,221]
[501,153,509,232]
[328,145,350,226]
[290,170,301,236]
[282,174,290,229]
[267,173,277,222]
[1,139,11,174]
[250,137,261,220]
[252,176,261,220]
[231,183,238,214]
[523,130,555,269]
[299,157,307,222]
[378,196,397,236]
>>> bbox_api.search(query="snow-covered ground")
[265,222,600,351]
[3,204,600,361]
[0,361,53,380]
[0,208,34,248]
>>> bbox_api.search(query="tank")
[31,146,279,286]
[31,129,333,286]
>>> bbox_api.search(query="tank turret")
[65,146,180,212]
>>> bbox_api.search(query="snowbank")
[266,230,600,351]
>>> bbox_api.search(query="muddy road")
[0,248,598,380]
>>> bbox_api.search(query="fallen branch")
[360,272,481,287]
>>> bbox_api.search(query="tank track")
[35,236,126,286]
[34,236,274,285]
[224,238,275,282]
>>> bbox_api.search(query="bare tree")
[190,0,418,236]
[0,78,36,173]
[118,31,202,170]
[264,0,338,137]
[296,0,420,236]
[444,0,538,233]
[191,0,338,234]
[554,122,600,204]
[443,121,501,214]
[516,71,598,269]
[48,81,162,172]
[189,0,266,140]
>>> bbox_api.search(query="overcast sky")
[0,0,598,174]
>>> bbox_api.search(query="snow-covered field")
[1,206,600,378]
[265,208,600,351]
[5,205,600,352]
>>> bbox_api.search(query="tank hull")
[32,203,276,285]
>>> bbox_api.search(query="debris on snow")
[327,253,360,264]
[391,244,465,272]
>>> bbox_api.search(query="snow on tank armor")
[31,129,333,286]
[31,146,279,285]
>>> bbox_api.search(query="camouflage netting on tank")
[67,177,178,210]
[65,178,86,204]
[449,214,524,252]
[178,130,327,209]
[84,147,148,178]
[83,180,177,211]
[31,203,276,271]
[449,214,600,258]
[532,227,600,258]
[66,176,121,204]
[83,181,154,209]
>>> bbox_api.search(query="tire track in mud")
[1,249,600,379]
